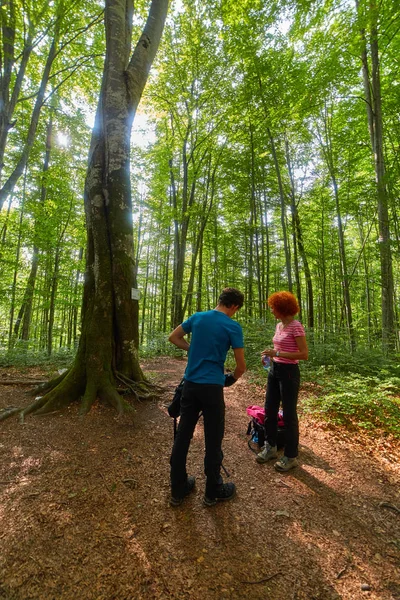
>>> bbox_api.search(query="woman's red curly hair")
[268,291,299,317]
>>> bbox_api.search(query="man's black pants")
[264,362,300,458]
[170,381,225,498]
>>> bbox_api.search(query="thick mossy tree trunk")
[19,0,169,419]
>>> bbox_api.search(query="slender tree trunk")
[13,247,39,341]
[0,32,59,210]
[8,182,25,349]
[356,0,395,351]
[197,240,203,312]
[285,138,302,319]
[319,201,327,336]
[140,241,151,345]
[71,247,84,348]
[161,225,171,332]
[317,114,355,351]
[261,181,270,309]
[248,124,257,317]
[268,129,292,291]
[14,114,54,341]
[285,138,314,327]
[47,246,61,356]
[357,215,372,343]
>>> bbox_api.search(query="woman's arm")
[262,336,308,361]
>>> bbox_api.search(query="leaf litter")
[0,357,399,600]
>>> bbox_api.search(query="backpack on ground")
[246,405,285,452]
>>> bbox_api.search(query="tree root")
[30,369,69,396]
[1,363,164,422]
[0,407,22,422]
[379,501,400,514]
[0,380,47,386]
[99,383,133,414]
[79,378,98,415]
[114,371,163,401]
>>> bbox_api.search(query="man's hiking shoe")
[170,476,196,507]
[256,443,278,464]
[274,456,298,472]
[203,482,236,507]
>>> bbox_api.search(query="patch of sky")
[56,131,70,148]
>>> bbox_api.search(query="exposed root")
[99,383,133,414]
[0,380,46,386]
[30,369,69,396]
[115,371,163,400]
[79,379,97,415]
[21,395,50,421]
[25,367,85,417]
[0,407,22,422]
[2,362,164,422]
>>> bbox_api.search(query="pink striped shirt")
[272,320,305,364]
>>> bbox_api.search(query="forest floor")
[0,357,399,600]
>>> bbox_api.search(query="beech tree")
[14,0,169,418]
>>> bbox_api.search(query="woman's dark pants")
[170,381,225,498]
[264,362,300,458]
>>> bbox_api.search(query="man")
[169,287,246,507]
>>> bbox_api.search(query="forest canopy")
[1,0,399,369]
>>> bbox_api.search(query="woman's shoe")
[256,442,278,463]
[274,456,298,472]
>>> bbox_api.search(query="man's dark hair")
[218,287,244,309]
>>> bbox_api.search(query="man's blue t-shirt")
[181,309,244,386]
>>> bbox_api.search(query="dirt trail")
[0,357,399,600]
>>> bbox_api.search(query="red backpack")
[246,405,285,451]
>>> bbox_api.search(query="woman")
[256,291,308,471]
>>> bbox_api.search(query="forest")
[1,0,399,426]
[0,0,400,598]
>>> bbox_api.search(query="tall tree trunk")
[248,124,257,317]
[319,199,327,336]
[8,178,26,349]
[0,30,59,210]
[261,180,270,310]
[140,241,151,345]
[14,248,39,341]
[356,0,395,351]
[47,246,60,357]
[20,0,169,418]
[317,114,355,351]
[161,225,171,332]
[197,240,203,312]
[268,129,292,291]
[71,247,84,348]
[285,138,314,327]
[284,138,302,318]
[14,115,54,341]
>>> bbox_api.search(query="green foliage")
[302,371,400,438]
[238,321,400,438]
[0,345,74,368]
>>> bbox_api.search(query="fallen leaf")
[275,510,290,517]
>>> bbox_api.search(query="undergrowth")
[236,322,400,439]
[2,323,400,438]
